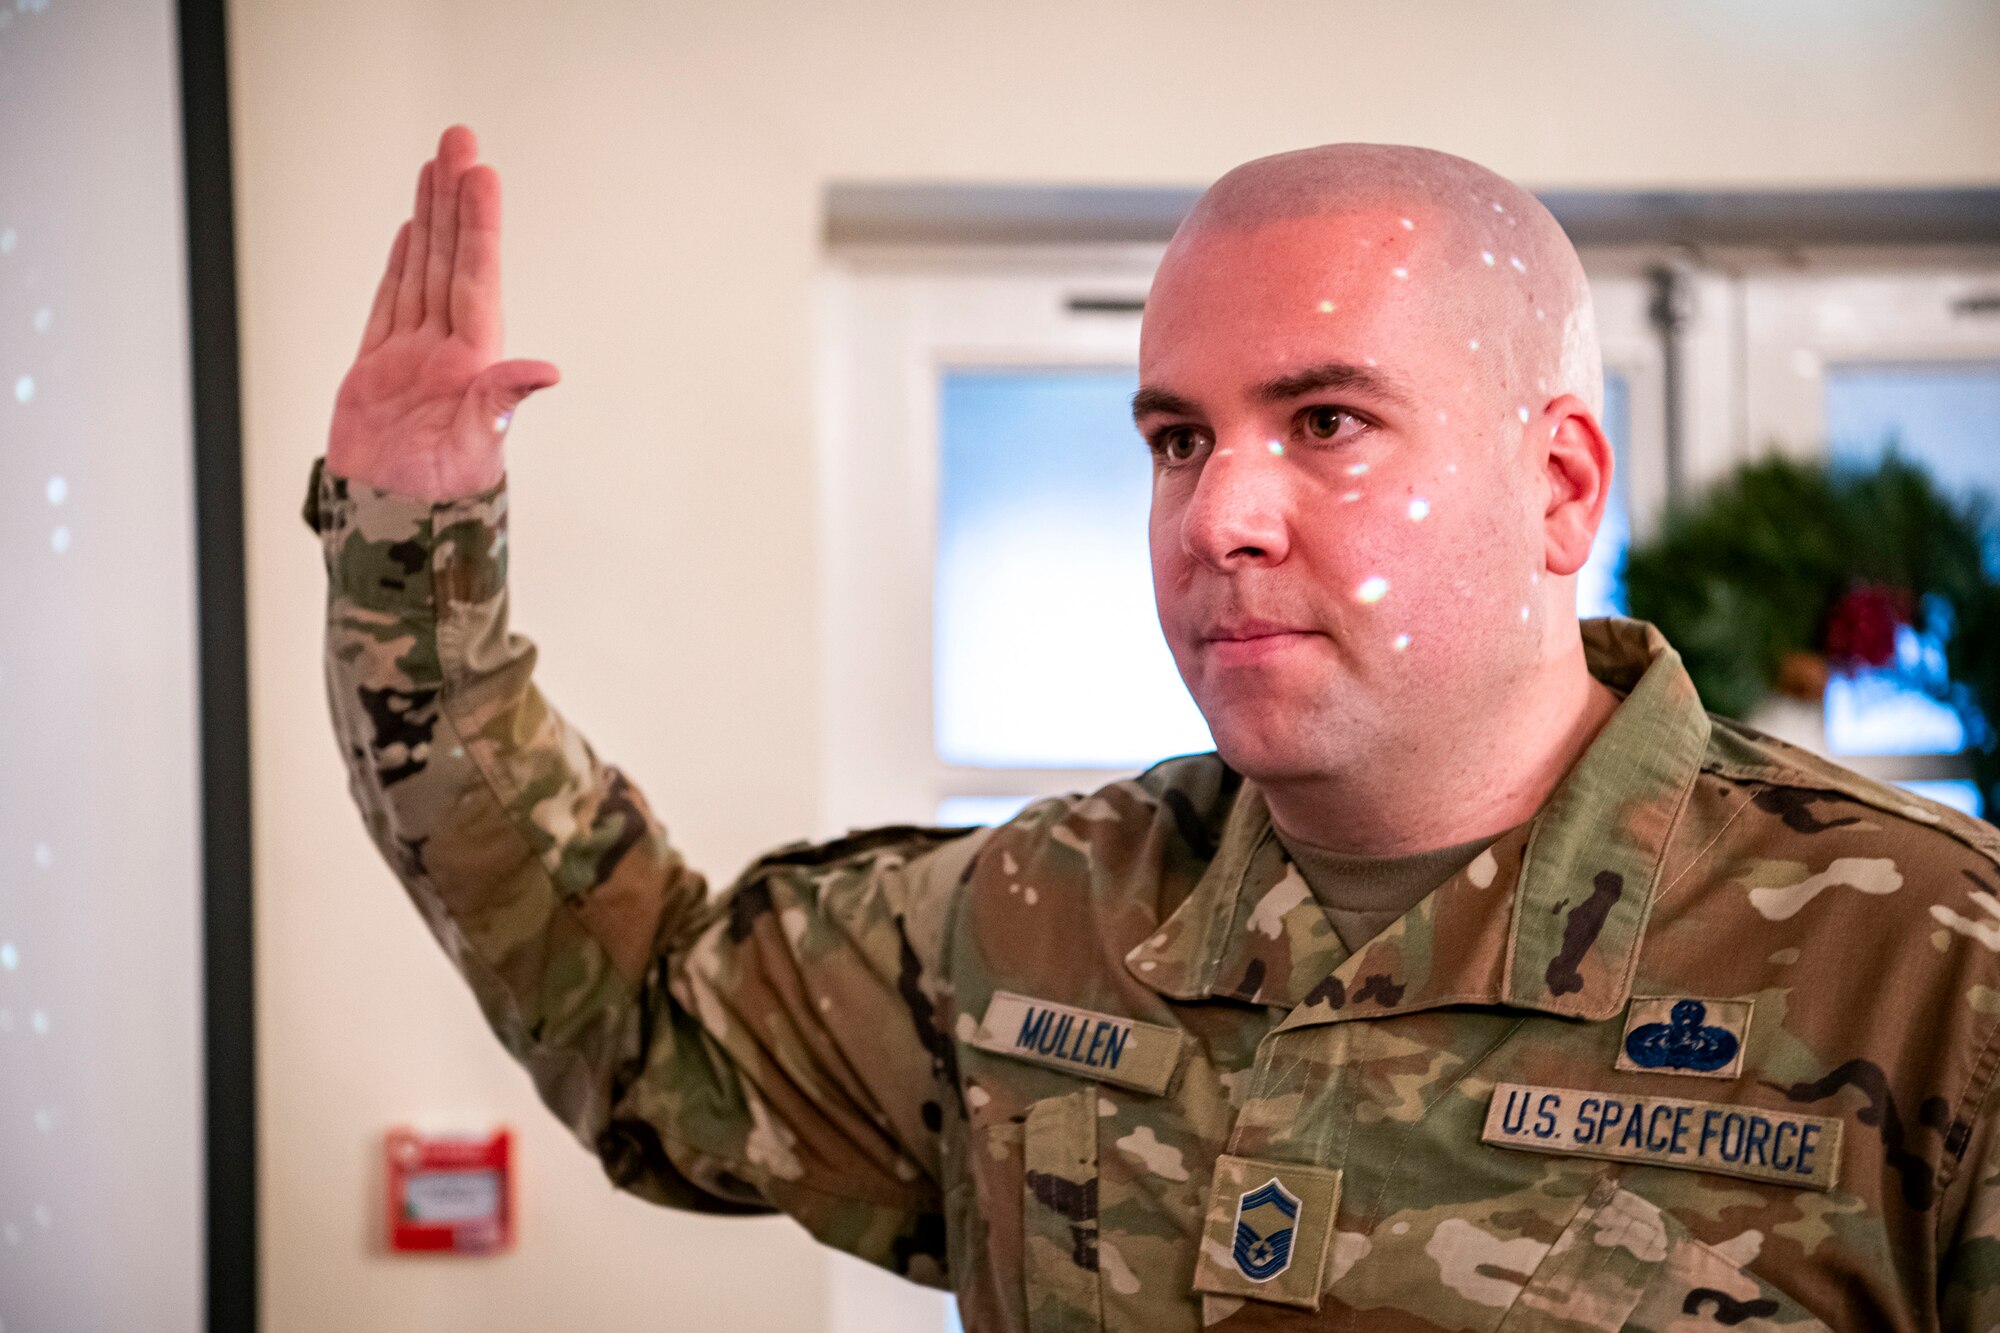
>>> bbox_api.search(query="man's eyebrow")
[1256,362,1417,411]
[1131,363,1419,423]
[1130,386,1201,422]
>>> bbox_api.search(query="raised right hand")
[325,124,559,502]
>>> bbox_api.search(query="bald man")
[307,127,2000,1330]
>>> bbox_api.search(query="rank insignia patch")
[1232,1178,1300,1281]
[1193,1155,1342,1311]
[1615,996,1752,1080]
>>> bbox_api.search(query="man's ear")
[1539,394,1612,577]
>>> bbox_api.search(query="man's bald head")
[1165,143,1601,419]
[1139,142,1618,826]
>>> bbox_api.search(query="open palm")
[326,125,558,502]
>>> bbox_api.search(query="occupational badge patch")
[1615,996,1752,1079]
[1231,1177,1300,1281]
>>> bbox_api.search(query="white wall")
[229,2,2000,1329]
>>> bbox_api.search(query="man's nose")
[1179,439,1294,571]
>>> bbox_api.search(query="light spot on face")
[1318,299,1336,313]
[1346,462,1369,476]
[1392,633,1412,651]
[1340,491,1361,503]
[1400,217,1415,230]
[1267,440,1284,456]
[1407,497,1430,521]
[1535,307,1545,321]
[1391,266,1409,280]
[1519,605,1530,621]
[1491,201,1505,213]
[1517,406,1530,423]
[1446,463,1458,474]
[493,412,512,433]
[1468,339,1480,351]
[1480,251,1494,266]
[1357,576,1389,604]
[1436,410,1448,424]
[1216,447,1233,457]
[1509,255,1527,273]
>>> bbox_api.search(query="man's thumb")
[475,358,561,420]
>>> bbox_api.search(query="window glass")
[935,794,1040,826]
[1822,363,2000,760]
[935,368,1213,768]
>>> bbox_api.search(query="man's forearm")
[306,456,706,1133]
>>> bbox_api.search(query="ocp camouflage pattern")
[306,457,2000,1330]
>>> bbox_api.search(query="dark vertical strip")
[175,0,257,1328]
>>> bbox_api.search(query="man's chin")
[1204,716,1333,785]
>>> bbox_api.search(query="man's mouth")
[1202,620,1321,664]
[1205,617,1315,643]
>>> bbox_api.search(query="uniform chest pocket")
[1498,1178,1830,1332]
[1019,1088,1105,1333]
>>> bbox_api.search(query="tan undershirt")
[1275,824,1516,953]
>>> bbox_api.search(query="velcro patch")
[1615,996,1752,1079]
[970,991,1184,1095]
[1482,1082,1840,1191]
[1192,1154,1342,1311]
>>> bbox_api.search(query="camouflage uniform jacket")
[306,457,2000,1331]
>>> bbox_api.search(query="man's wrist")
[305,454,510,614]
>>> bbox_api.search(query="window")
[1818,361,2000,813]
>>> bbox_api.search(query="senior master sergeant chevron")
[306,124,2000,1330]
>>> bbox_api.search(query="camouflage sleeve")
[302,456,988,1285]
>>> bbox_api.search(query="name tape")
[971,991,1184,1095]
[1482,1082,1841,1191]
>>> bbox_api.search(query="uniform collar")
[1124,616,1711,1025]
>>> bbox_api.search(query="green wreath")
[1622,452,2000,811]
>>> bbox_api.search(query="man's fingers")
[424,126,476,332]
[392,160,433,330]
[473,359,561,421]
[451,166,503,349]
[358,220,410,354]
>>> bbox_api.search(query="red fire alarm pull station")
[385,1126,514,1254]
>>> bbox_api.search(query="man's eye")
[1151,425,1208,464]
[1301,405,1363,442]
